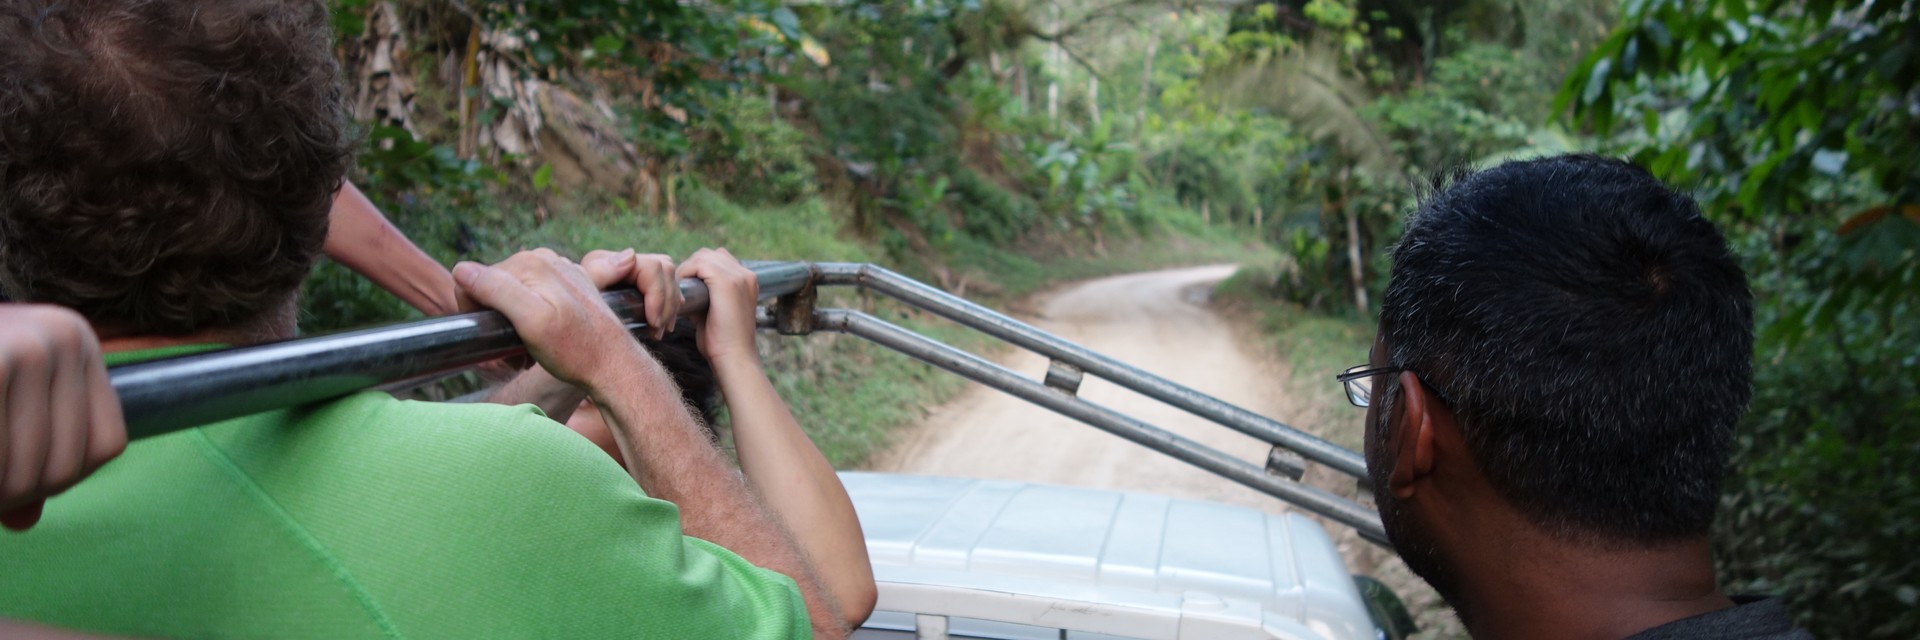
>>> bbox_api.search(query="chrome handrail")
[804,307,1386,544]
[809,262,1367,480]
[110,262,814,439]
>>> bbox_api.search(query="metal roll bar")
[108,260,1385,545]
[809,262,1368,480]
[111,262,814,439]
[806,308,1387,544]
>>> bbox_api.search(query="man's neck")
[94,297,299,354]
[98,325,288,355]
[1449,533,1732,640]
[99,334,225,354]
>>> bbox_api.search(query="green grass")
[1213,266,1376,451]
[524,190,874,263]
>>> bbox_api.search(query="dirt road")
[866,264,1463,639]
[867,264,1308,511]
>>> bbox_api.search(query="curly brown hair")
[0,0,352,336]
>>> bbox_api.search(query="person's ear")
[1389,370,1440,499]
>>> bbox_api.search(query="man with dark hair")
[1341,154,1808,639]
[0,1,863,637]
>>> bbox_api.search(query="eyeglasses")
[1336,365,1401,408]
[1337,364,1453,408]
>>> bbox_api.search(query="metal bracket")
[1265,446,1308,481]
[913,613,948,640]
[1043,360,1084,396]
[774,275,818,336]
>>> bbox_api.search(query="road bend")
[866,264,1318,513]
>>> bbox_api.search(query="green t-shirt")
[0,347,810,639]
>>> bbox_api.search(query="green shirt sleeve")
[201,395,812,639]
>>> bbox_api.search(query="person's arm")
[678,248,877,626]
[0,305,127,531]
[482,365,587,422]
[328,181,586,419]
[324,181,457,316]
[452,249,848,639]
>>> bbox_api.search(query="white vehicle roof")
[842,472,1377,640]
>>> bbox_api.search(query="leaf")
[1875,40,1914,83]
[1726,0,1751,22]
[1737,148,1791,215]
[1724,20,1750,46]
[1553,61,1596,117]
[1792,99,1820,133]
[592,34,624,56]
[770,7,804,42]
[1759,76,1795,113]
[1643,20,1672,53]
[1582,58,1613,106]
[532,163,554,191]
[1811,149,1848,176]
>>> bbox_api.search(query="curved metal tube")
[113,262,813,439]
[810,262,1369,480]
[810,308,1389,546]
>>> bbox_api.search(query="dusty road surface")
[866,264,1463,639]
[866,264,1305,511]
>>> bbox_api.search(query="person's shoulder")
[272,393,572,452]
[1626,597,1812,640]
[201,392,640,506]
[258,396,808,638]
[311,392,553,433]
[310,393,628,484]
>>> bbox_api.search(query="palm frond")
[1205,40,1402,178]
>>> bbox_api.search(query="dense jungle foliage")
[310,0,1912,634]
[1569,1,1918,635]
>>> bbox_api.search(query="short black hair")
[1380,154,1753,544]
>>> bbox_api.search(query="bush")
[949,167,1039,243]
[1713,221,1920,638]
[689,94,818,207]
[1718,353,1920,638]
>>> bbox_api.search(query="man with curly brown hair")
[0,1,857,638]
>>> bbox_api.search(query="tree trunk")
[766,58,785,113]
[1138,22,1157,129]
[1089,75,1100,125]
[456,21,482,158]
[1016,63,1029,114]
[665,169,680,229]
[1343,173,1368,316]
[1048,81,1059,127]
[1202,198,1211,226]
[1047,5,1060,129]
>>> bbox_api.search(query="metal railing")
[109,261,1386,545]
